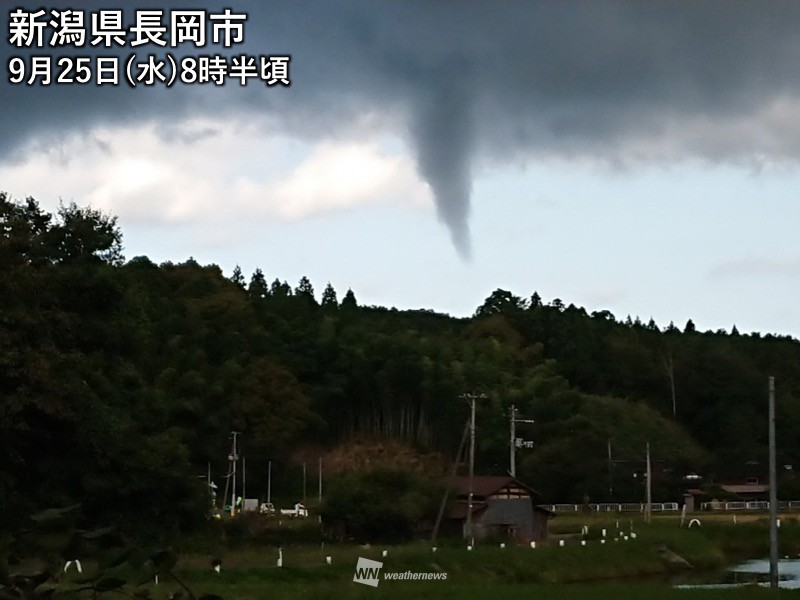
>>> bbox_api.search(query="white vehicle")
[280,503,308,517]
[259,502,275,515]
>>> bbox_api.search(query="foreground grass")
[168,515,800,599]
[170,580,800,600]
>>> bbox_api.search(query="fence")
[540,502,679,513]
[540,500,800,512]
[699,500,800,511]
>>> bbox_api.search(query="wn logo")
[353,557,383,587]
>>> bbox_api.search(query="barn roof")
[448,475,541,499]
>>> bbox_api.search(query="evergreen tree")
[295,275,314,296]
[321,282,338,309]
[295,275,317,303]
[341,288,358,309]
[271,278,292,297]
[248,267,268,300]
[230,264,246,289]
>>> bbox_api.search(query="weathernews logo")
[353,557,448,587]
[353,557,383,587]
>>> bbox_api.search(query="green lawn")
[164,515,800,599]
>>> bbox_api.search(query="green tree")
[230,264,245,289]
[52,201,124,265]
[321,282,338,309]
[270,278,292,297]
[248,268,268,300]
[232,359,311,456]
[341,288,358,310]
[322,468,441,542]
[295,275,315,298]
[475,289,527,316]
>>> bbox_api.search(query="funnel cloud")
[4,2,800,258]
[411,79,474,260]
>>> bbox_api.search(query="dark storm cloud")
[3,1,800,255]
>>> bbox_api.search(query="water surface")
[677,558,800,589]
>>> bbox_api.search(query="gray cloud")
[4,1,800,256]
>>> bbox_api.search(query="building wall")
[476,498,535,540]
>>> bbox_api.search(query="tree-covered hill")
[2,193,799,533]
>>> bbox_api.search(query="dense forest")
[2,193,800,535]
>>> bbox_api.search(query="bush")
[320,468,441,543]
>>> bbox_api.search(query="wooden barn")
[443,475,552,542]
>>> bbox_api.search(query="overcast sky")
[2,1,800,337]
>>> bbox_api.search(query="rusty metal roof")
[448,475,541,499]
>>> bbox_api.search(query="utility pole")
[267,460,272,505]
[462,393,487,542]
[302,462,307,503]
[431,419,471,545]
[318,457,323,504]
[607,439,613,499]
[228,431,240,516]
[207,461,214,515]
[243,456,247,507]
[509,404,535,478]
[769,376,779,589]
[645,442,652,524]
[467,395,476,542]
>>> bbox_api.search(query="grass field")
[164,513,800,599]
[174,580,800,600]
